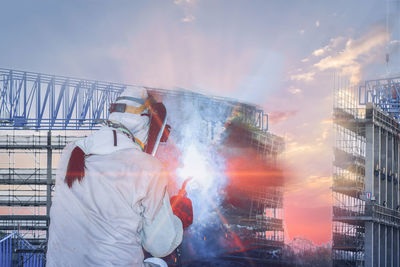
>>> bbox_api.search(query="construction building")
[333,76,400,267]
[0,68,285,266]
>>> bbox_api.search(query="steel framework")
[0,68,269,131]
[0,68,125,130]
[359,76,400,119]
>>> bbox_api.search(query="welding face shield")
[108,88,170,156]
[144,97,171,156]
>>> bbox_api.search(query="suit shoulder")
[119,148,162,170]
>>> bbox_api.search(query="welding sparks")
[176,144,216,191]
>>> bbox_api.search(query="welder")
[46,87,193,267]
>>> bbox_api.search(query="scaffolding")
[232,129,285,254]
[333,76,400,267]
[0,133,82,246]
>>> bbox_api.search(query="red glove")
[170,193,193,229]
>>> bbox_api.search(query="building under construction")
[0,68,285,266]
[333,76,400,267]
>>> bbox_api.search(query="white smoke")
[159,91,230,258]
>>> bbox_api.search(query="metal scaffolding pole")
[46,131,52,242]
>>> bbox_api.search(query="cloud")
[316,20,320,27]
[181,14,195,22]
[390,40,400,55]
[314,26,389,83]
[173,0,196,22]
[290,71,315,81]
[312,43,335,57]
[312,47,326,57]
[289,87,302,94]
[174,0,193,5]
[269,110,298,124]
[291,27,388,85]
[312,38,344,57]
[391,40,400,46]
[329,36,346,48]
[285,142,319,157]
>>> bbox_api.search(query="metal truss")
[0,68,269,131]
[0,68,125,130]
[359,76,400,119]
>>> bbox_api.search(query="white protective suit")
[46,88,183,267]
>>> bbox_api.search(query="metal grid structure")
[0,68,283,265]
[0,68,124,130]
[0,133,82,246]
[359,77,400,120]
[234,128,285,257]
[333,76,400,267]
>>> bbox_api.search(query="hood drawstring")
[113,130,117,146]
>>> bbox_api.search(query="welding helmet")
[109,87,150,146]
[109,87,170,155]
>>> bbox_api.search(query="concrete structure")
[333,77,400,267]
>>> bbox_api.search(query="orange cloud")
[314,26,389,84]
[290,71,315,81]
[269,110,298,124]
[312,46,328,57]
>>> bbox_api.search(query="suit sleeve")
[140,165,183,257]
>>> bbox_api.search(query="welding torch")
[178,178,192,197]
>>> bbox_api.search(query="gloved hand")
[170,179,193,229]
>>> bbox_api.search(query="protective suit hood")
[109,86,150,146]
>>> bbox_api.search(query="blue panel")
[0,232,46,267]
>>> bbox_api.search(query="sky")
[1,0,400,245]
